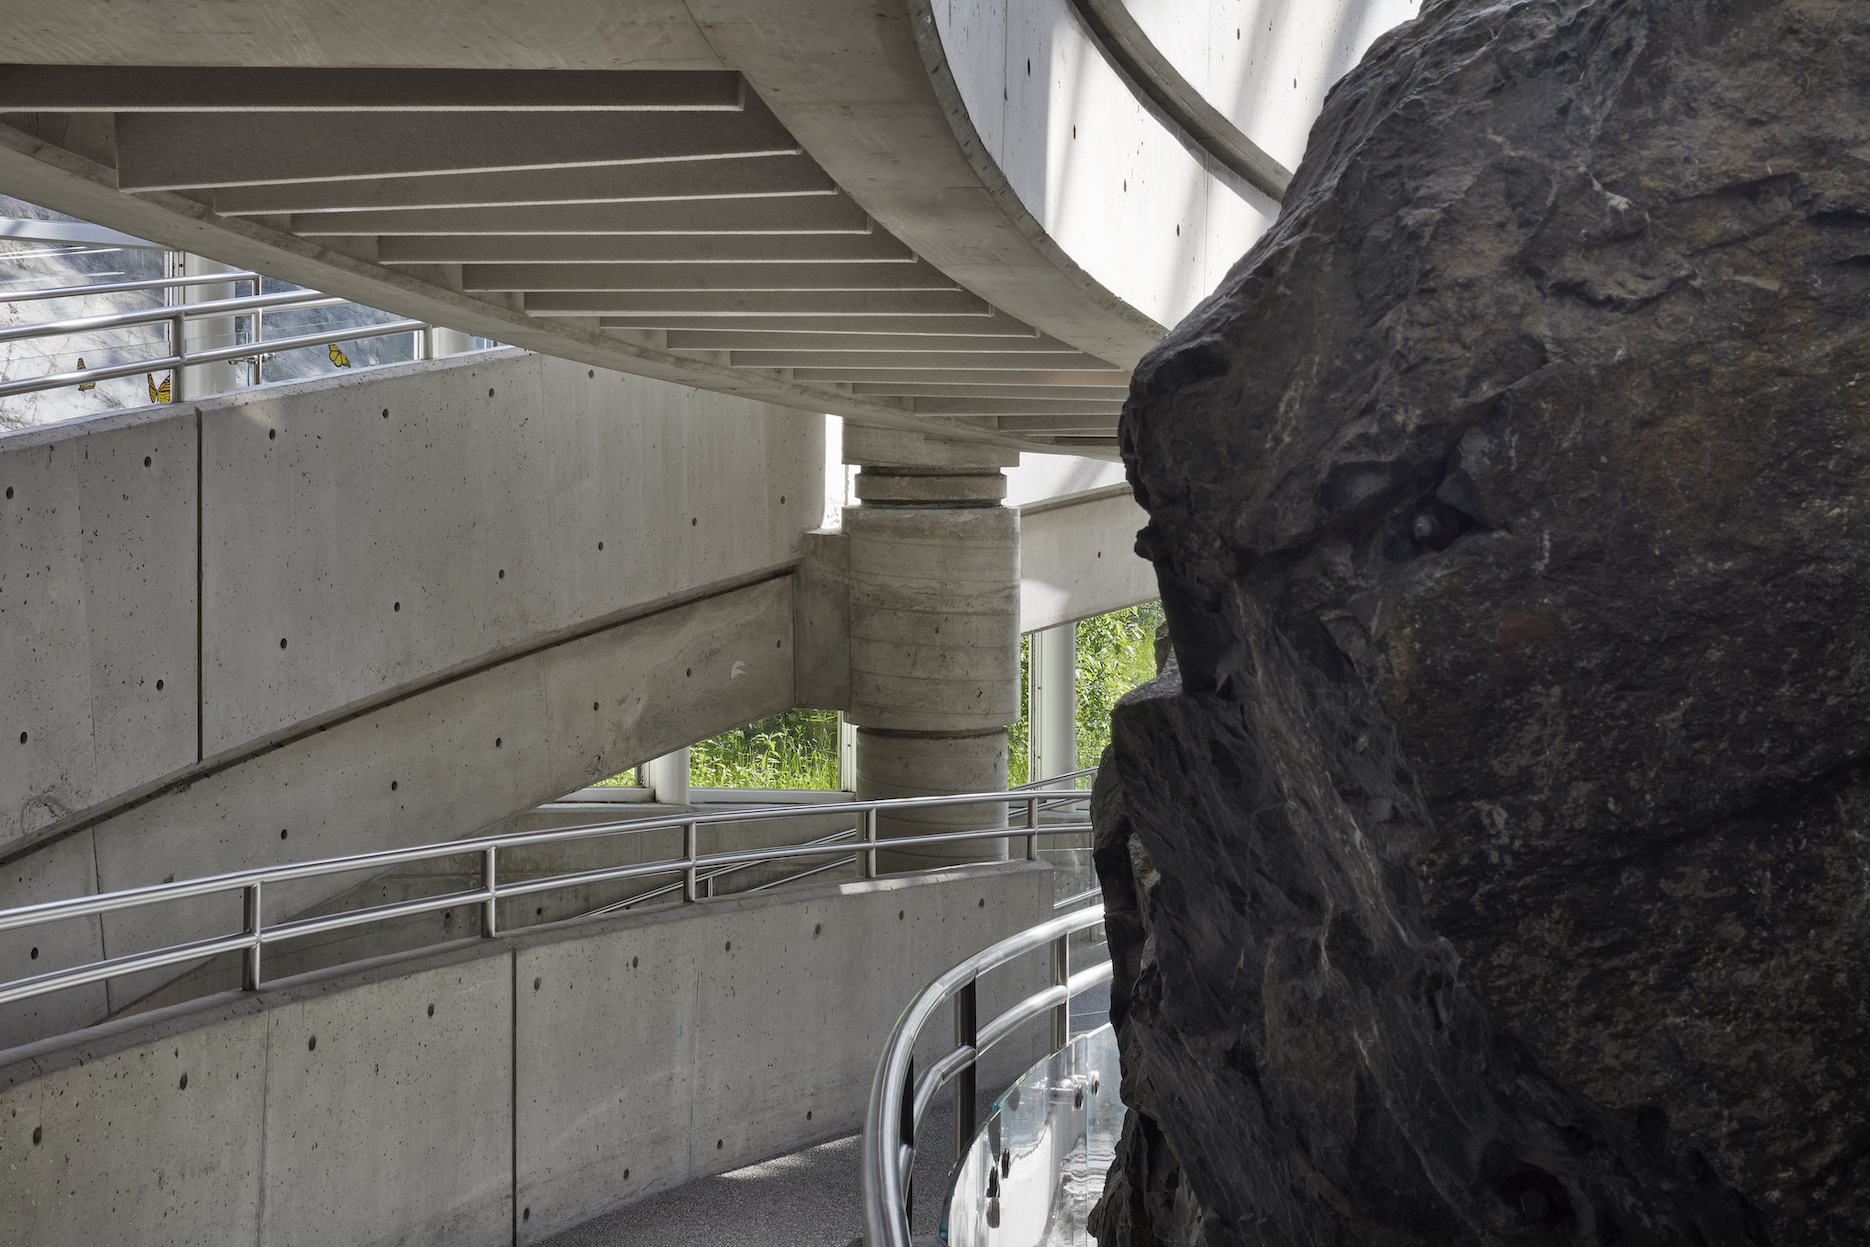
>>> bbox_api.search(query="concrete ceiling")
[0,2,1196,453]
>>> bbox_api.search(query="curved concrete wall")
[1115,0,1423,172]
[930,0,1419,327]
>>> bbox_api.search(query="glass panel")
[940,1023,1123,1247]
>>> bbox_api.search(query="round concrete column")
[842,427,1021,871]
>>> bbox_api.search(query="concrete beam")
[465,260,959,292]
[532,290,991,316]
[292,194,874,236]
[0,65,745,111]
[214,153,839,215]
[116,106,803,192]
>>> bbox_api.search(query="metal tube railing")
[0,317,430,399]
[0,287,342,344]
[0,270,264,303]
[0,784,1099,1011]
[862,904,1110,1247]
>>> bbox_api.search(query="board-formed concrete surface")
[0,862,1055,1247]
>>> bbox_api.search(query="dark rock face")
[1091,1,1870,1244]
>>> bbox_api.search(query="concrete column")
[643,749,691,806]
[843,427,1021,871]
[180,254,243,399]
[1028,622,1077,785]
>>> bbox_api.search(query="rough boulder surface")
[1089,1,1870,1244]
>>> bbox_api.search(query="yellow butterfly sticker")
[328,343,352,368]
[147,372,172,403]
[76,358,95,391]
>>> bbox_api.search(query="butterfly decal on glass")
[147,372,172,403]
[328,343,352,368]
[76,358,95,391]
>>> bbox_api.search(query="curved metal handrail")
[862,903,1110,1247]
[0,781,1100,1009]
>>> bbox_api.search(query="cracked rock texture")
[1089,0,1870,1244]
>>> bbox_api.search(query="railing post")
[863,807,879,879]
[481,845,499,937]
[1051,933,1070,1051]
[899,1053,916,1225]
[169,312,186,401]
[954,977,978,1162]
[684,821,700,902]
[242,881,263,991]
[1026,794,1040,861]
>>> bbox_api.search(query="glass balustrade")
[940,1022,1124,1247]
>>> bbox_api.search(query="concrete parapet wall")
[0,863,1056,1247]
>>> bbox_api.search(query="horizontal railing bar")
[0,287,342,344]
[1007,767,1095,791]
[0,932,255,1007]
[976,961,1111,1056]
[1053,886,1103,911]
[0,318,429,399]
[912,1041,978,1129]
[262,885,491,943]
[0,270,264,303]
[0,801,1085,937]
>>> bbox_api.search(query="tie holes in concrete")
[488,388,495,397]
[18,732,26,745]
[686,668,692,677]
[495,737,502,748]
[588,370,594,378]
[393,602,400,611]
[268,429,276,440]
[806,1110,813,1121]
[427,1004,435,1017]
[32,1127,42,1145]
[523,1208,530,1221]
[4,486,11,498]
[725,940,732,951]
[978,898,986,908]
[716,1140,723,1150]
[813,924,822,937]
[631,957,639,968]
[779,495,785,503]
[498,569,505,579]
[899,910,905,920]
[381,409,389,419]
[156,679,164,691]
[280,829,288,840]
[29,947,37,959]
[691,517,697,526]
[534,977,542,991]
[179,1073,188,1090]
[279,638,287,649]
[597,541,604,550]
[143,456,151,467]
[592,702,599,712]
[307,1036,316,1051]
[391,780,398,791]
[624,1168,630,1179]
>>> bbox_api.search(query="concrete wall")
[1019,487,1157,632]
[1,353,820,1045]
[2,348,825,858]
[0,862,1056,1247]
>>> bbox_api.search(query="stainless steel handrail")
[0,318,430,400]
[0,287,342,344]
[862,904,1110,1247]
[0,784,1098,1009]
[0,270,263,303]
